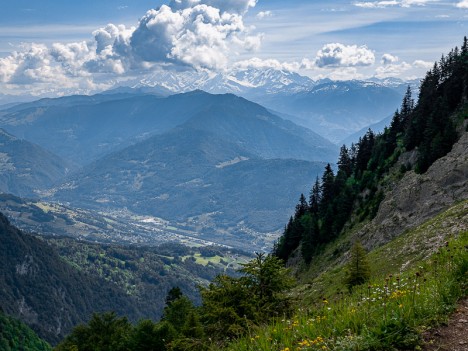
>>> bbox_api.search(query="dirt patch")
[422,297,468,351]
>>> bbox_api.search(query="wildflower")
[399,304,403,308]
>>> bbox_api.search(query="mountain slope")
[357,129,468,250]
[0,129,69,196]
[181,94,337,162]
[273,38,468,266]
[0,311,51,351]
[0,91,336,166]
[255,80,404,142]
[51,127,326,248]
[0,212,143,344]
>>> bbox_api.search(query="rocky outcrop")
[357,130,468,249]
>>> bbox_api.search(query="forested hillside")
[0,312,51,351]
[274,37,468,264]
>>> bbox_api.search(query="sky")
[0,0,467,96]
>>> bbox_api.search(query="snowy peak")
[132,67,316,96]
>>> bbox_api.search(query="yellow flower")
[399,304,404,308]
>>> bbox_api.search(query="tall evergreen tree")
[309,177,321,215]
[344,242,371,290]
[301,214,319,264]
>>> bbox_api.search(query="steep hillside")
[357,130,468,250]
[274,38,468,266]
[0,211,251,345]
[0,129,69,196]
[0,212,141,344]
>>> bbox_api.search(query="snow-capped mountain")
[114,68,419,142]
[130,67,316,96]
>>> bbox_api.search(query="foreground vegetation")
[226,232,467,351]
[0,312,51,351]
[52,229,467,351]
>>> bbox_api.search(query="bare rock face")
[357,131,468,249]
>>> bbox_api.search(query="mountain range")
[0,68,418,249]
[0,90,334,249]
[124,68,417,142]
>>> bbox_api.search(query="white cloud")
[129,4,261,70]
[381,53,399,65]
[456,0,468,8]
[0,0,261,91]
[355,0,437,8]
[233,57,301,71]
[169,0,256,14]
[314,43,375,68]
[375,62,411,78]
[354,1,398,8]
[256,11,273,19]
[413,59,433,69]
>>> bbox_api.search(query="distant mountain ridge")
[0,90,337,166]
[121,68,416,142]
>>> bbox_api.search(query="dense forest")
[274,37,468,264]
[0,311,51,351]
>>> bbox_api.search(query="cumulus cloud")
[381,53,399,65]
[314,43,375,68]
[456,0,468,8]
[0,0,260,92]
[130,4,261,70]
[169,0,257,14]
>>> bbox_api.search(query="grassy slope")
[220,201,468,351]
[297,200,468,304]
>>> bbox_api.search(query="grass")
[297,200,468,304]
[220,231,467,351]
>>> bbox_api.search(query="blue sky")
[0,0,467,95]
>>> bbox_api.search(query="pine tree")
[344,241,371,290]
[319,164,335,216]
[295,193,309,219]
[309,177,321,215]
[301,214,319,264]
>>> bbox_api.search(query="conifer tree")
[344,241,371,290]
[301,214,319,264]
[309,177,321,215]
